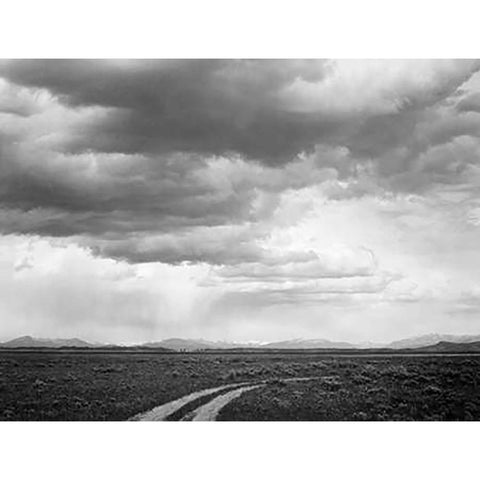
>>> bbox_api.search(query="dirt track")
[183,384,263,421]
[130,382,248,421]
[130,376,321,421]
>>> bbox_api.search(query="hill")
[416,340,480,353]
[0,336,99,348]
[3,334,480,353]
[263,338,356,349]
[140,338,256,351]
[387,334,480,349]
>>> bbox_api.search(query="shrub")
[267,378,287,387]
[225,369,238,381]
[352,411,368,421]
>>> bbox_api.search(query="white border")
[1,422,478,480]
[1,1,479,478]
[1,0,479,58]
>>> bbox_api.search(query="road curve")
[183,384,263,421]
[184,377,323,421]
[130,382,248,421]
[130,376,323,421]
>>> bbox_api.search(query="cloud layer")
[1,59,480,342]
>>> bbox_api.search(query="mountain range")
[3,333,480,351]
[0,336,100,348]
[387,333,480,349]
[416,340,480,353]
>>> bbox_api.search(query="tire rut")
[129,382,248,421]
[130,376,323,421]
[182,384,263,421]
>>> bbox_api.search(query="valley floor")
[1,351,479,421]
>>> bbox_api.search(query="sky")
[1,59,480,344]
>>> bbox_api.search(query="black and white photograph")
[1,58,480,422]
[1,2,479,477]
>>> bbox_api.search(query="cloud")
[214,246,377,281]
[1,59,478,164]
[448,287,480,316]
[280,60,479,116]
[466,206,480,226]
[0,133,347,264]
[457,92,480,113]
[1,60,480,342]
[218,273,396,304]
[88,224,268,265]
[0,235,218,343]
[0,60,331,162]
[204,245,399,309]
[0,78,49,117]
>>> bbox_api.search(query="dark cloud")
[0,60,334,162]
[0,135,342,248]
[1,60,480,267]
[87,225,268,265]
[2,60,477,163]
[456,92,480,113]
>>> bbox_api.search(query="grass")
[218,356,480,421]
[1,351,479,420]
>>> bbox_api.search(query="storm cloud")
[1,59,480,343]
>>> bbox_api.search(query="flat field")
[1,351,479,421]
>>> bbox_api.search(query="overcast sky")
[1,59,480,344]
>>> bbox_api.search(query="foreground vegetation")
[1,351,479,420]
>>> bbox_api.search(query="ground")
[1,351,479,421]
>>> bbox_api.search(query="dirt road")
[130,382,248,421]
[182,385,263,421]
[130,376,321,421]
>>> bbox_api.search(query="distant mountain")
[356,341,384,349]
[263,338,356,349]
[0,336,359,351]
[142,334,480,351]
[4,333,480,351]
[417,341,480,353]
[0,336,100,348]
[387,334,480,349]
[141,337,360,351]
[141,338,255,351]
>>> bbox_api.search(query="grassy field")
[1,351,479,421]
